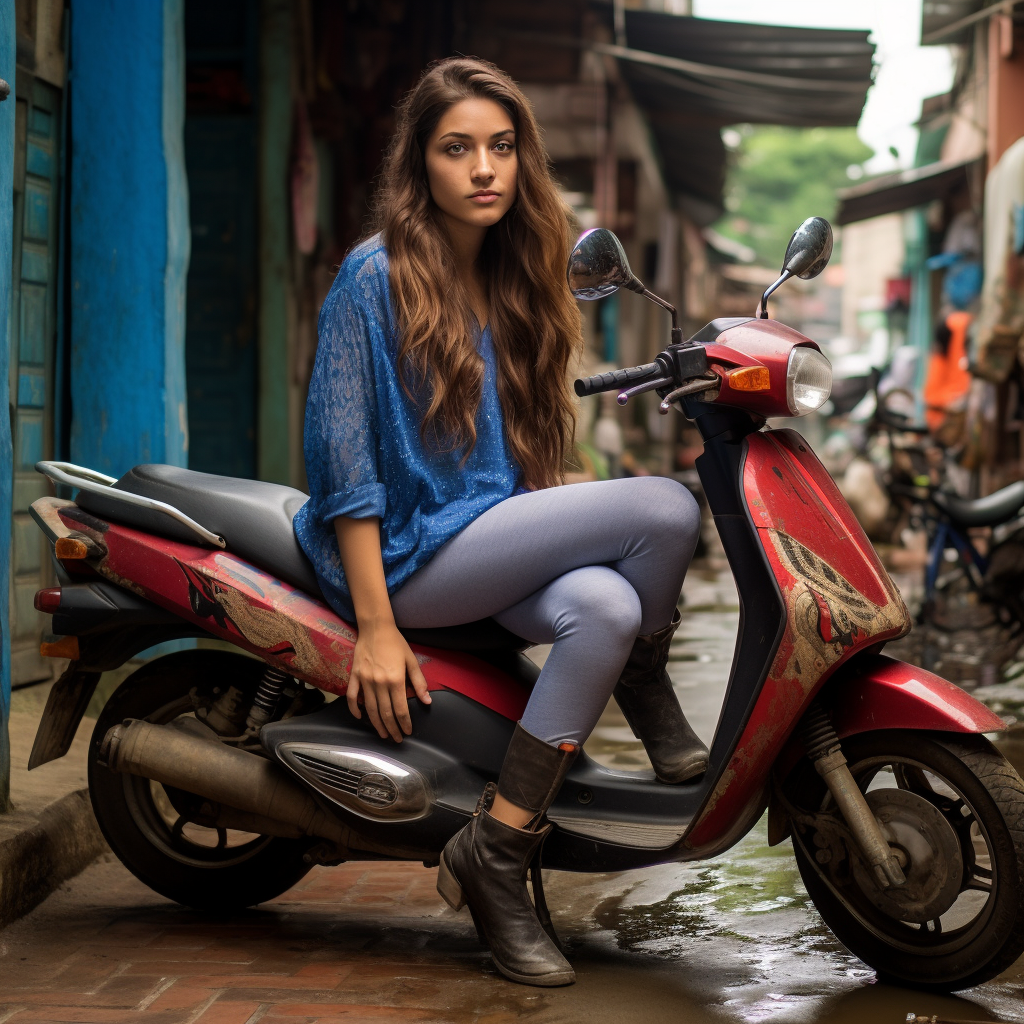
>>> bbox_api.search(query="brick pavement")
[0,853,721,1024]
[0,859,490,1024]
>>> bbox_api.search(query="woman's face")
[424,97,518,238]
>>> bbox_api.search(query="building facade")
[836,3,1024,495]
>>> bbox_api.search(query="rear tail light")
[34,587,62,614]
[786,347,832,415]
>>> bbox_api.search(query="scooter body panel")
[41,504,732,869]
[684,428,911,849]
[261,688,710,870]
[52,504,531,719]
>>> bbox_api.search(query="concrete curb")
[0,788,109,929]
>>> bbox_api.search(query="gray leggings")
[390,477,701,745]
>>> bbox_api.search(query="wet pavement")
[2,560,1024,1022]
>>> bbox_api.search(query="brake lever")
[658,376,719,414]
[616,376,674,406]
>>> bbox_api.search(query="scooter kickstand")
[529,848,562,951]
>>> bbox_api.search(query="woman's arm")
[334,516,430,742]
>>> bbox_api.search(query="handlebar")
[573,361,661,398]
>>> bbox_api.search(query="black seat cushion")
[932,480,1024,529]
[78,464,322,592]
[76,464,527,653]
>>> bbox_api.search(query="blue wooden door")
[9,76,61,686]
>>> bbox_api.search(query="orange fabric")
[924,311,973,431]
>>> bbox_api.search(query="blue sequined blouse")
[294,234,522,622]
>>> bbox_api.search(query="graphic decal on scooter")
[175,557,355,683]
[769,529,909,679]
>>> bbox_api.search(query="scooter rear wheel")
[787,729,1024,990]
[88,650,314,910]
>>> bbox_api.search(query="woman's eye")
[494,141,514,153]
[447,143,466,155]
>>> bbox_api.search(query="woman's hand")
[346,618,430,742]
[333,516,432,741]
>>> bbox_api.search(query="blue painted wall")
[69,0,189,476]
[0,0,16,811]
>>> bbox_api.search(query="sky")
[691,0,955,173]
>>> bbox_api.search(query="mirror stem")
[757,270,792,319]
[627,281,678,330]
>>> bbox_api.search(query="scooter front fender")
[827,653,1005,738]
[767,652,1006,846]
[775,652,1005,785]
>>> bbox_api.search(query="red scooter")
[28,219,1024,991]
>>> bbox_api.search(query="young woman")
[295,57,707,988]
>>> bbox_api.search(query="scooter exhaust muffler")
[100,717,353,846]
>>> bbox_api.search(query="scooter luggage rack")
[35,461,227,549]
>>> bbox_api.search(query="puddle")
[583,816,1024,1023]
[594,820,839,960]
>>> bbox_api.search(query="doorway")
[184,0,259,478]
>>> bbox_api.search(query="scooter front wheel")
[786,729,1024,990]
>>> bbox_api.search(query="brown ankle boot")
[613,610,709,784]
[437,724,578,987]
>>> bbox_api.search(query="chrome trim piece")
[277,742,430,822]
[547,815,687,850]
[35,461,227,549]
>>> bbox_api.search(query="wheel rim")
[118,692,276,869]
[799,752,998,956]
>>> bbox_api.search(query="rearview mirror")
[782,217,833,280]
[567,228,640,300]
[758,216,834,317]
[567,227,680,332]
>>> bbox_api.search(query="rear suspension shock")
[246,665,290,733]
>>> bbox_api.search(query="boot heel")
[436,856,466,911]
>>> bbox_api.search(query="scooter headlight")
[786,347,832,416]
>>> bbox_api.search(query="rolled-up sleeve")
[304,282,387,526]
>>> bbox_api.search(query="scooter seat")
[76,464,528,653]
[932,479,1024,529]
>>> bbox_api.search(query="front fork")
[799,705,907,889]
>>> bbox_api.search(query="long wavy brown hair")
[373,57,581,490]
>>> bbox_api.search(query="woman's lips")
[469,192,500,204]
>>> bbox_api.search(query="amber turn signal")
[726,365,771,392]
[55,537,90,560]
[40,635,80,659]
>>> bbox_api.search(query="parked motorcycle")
[27,218,1024,991]
[925,480,1024,633]
[848,380,1024,641]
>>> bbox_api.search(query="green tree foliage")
[715,126,874,267]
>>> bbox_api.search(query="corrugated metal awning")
[836,157,984,225]
[617,12,876,219]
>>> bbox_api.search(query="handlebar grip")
[574,361,661,398]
